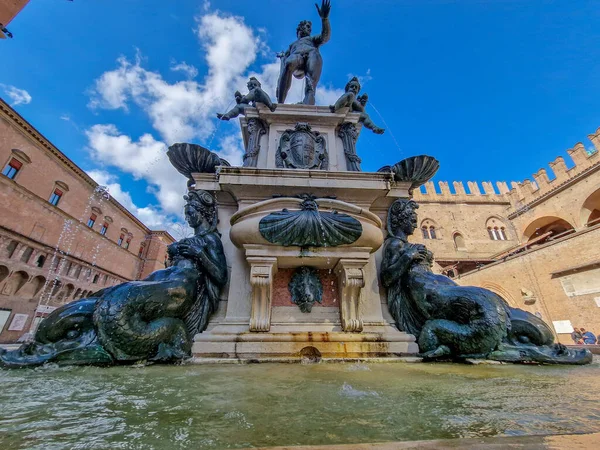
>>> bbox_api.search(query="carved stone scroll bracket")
[335,258,366,332]
[248,256,278,332]
[243,118,267,168]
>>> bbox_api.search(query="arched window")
[420,220,439,240]
[36,254,46,268]
[421,226,429,239]
[453,233,466,251]
[92,274,99,284]
[486,218,509,241]
[500,227,507,240]
[429,226,437,239]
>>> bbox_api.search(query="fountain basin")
[1,360,599,448]
[230,197,384,251]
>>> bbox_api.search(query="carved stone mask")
[289,266,323,313]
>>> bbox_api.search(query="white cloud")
[85,124,186,217]
[1,84,32,106]
[170,61,199,79]
[87,169,178,230]
[88,11,260,145]
[84,7,345,231]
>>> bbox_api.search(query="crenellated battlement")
[413,180,512,203]
[414,127,600,209]
[505,128,600,210]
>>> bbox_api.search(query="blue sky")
[2,0,600,230]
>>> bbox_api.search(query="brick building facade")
[0,98,174,342]
[0,0,29,38]
[412,128,600,343]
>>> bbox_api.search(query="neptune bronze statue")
[276,0,331,105]
[381,198,592,365]
[0,190,227,368]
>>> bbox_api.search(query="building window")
[421,224,437,240]
[100,223,109,236]
[500,227,507,240]
[429,226,437,239]
[2,158,22,179]
[49,188,63,206]
[92,274,99,284]
[453,233,466,251]
[21,247,33,264]
[489,226,507,241]
[124,237,131,250]
[87,214,97,228]
[138,245,145,258]
[36,255,46,268]
[117,234,124,246]
[7,241,18,258]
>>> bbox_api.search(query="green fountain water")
[1,360,599,449]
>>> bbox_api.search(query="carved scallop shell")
[259,209,362,248]
[167,143,227,179]
[379,155,440,191]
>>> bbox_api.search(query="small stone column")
[338,122,361,171]
[335,259,365,332]
[248,256,278,332]
[243,118,267,168]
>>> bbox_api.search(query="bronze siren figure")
[276,0,331,105]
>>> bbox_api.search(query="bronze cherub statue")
[216,77,276,121]
[330,77,384,134]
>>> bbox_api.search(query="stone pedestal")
[190,104,420,361]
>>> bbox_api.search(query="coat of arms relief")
[275,123,329,170]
